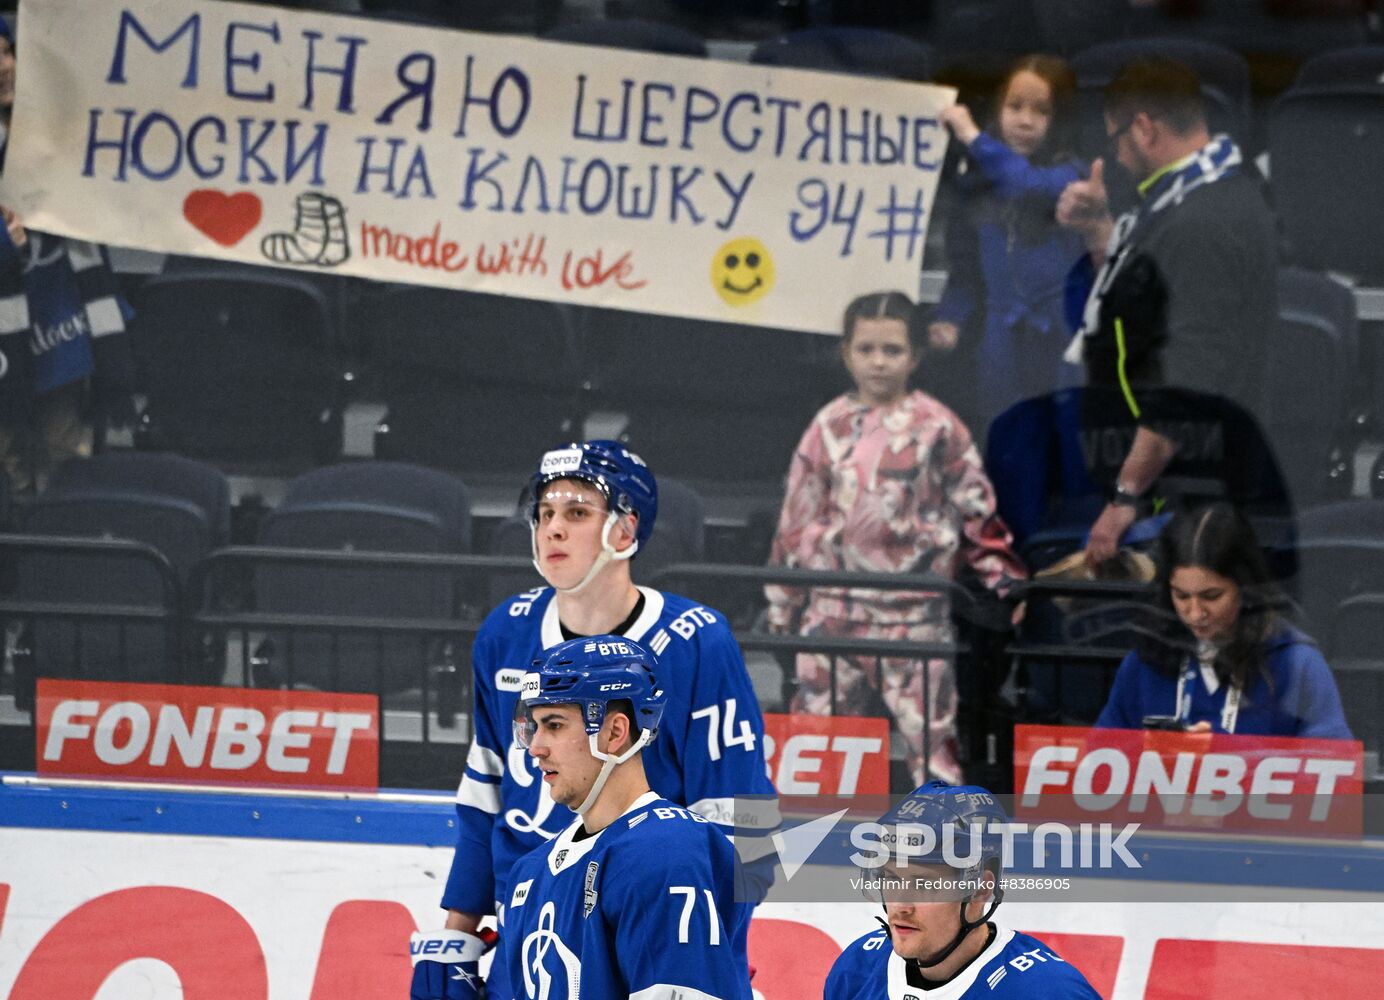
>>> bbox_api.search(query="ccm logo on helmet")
[598,682,632,692]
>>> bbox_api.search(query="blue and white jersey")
[502,792,754,1000]
[825,925,1101,1000]
[442,586,775,920]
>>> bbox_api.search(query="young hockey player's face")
[842,317,919,408]
[534,479,611,589]
[525,703,603,807]
[881,864,987,964]
[1169,565,1242,646]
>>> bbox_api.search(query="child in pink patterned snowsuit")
[766,291,1026,785]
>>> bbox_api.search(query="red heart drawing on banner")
[182,189,263,247]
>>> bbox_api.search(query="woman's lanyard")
[1175,657,1241,734]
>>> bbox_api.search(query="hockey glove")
[409,929,488,1000]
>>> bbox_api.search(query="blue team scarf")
[1067,134,1243,358]
[24,234,96,393]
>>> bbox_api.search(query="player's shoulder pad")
[983,930,1100,998]
[643,590,735,657]
[480,586,553,630]
[608,799,729,862]
[828,928,891,986]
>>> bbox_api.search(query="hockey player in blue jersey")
[412,636,754,1000]
[825,782,1101,1000]
[410,440,774,999]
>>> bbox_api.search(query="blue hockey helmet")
[529,440,658,551]
[875,781,1008,881]
[513,634,668,814]
[513,634,667,748]
[868,782,1007,967]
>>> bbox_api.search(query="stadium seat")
[1260,267,1359,507]
[129,268,346,472]
[581,309,826,484]
[544,17,708,56]
[1280,499,1384,646]
[1294,44,1384,86]
[250,462,472,697]
[983,390,1100,550]
[1328,591,1384,769]
[15,452,230,692]
[1071,38,1252,156]
[1269,74,1384,281]
[750,26,935,81]
[359,287,584,475]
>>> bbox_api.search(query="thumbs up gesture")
[1057,158,1114,255]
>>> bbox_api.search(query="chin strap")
[573,728,655,815]
[531,511,640,596]
[876,886,1002,970]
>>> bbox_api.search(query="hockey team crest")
[583,861,599,918]
[554,849,568,868]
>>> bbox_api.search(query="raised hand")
[939,104,981,146]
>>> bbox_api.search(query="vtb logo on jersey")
[583,861,599,918]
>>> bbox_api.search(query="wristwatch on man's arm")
[1109,480,1142,509]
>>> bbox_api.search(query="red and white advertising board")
[35,679,380,789]
[1013,724,1364,837]
[761,713,890,796]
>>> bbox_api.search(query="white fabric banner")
[0,0,955,334]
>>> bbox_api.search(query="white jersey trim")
[886,924,1015,1000]
[546,790,661,875]
[456,775,501,815]
[538,587,667,649]
[624,587,666,642]
[630,986,726,1000]
[465,742,503,778]
[540,594,564,649]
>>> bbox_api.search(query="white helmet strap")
[573,728,654,815]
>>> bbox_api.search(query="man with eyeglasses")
[1056,58,1279,568]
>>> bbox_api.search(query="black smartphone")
[1142,715,1188,731]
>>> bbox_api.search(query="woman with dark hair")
[1096,504,1350,738]
[766,290,1026,784]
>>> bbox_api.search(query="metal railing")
[649,563,991,787]
[0,534,185,707]
[2,539,1170,790]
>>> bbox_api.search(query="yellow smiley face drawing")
[711,237,775,306]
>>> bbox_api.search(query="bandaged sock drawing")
[261,192,350,266]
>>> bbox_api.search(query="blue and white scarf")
[1064,134,1244,365]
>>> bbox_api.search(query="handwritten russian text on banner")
[2,0,953,333]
